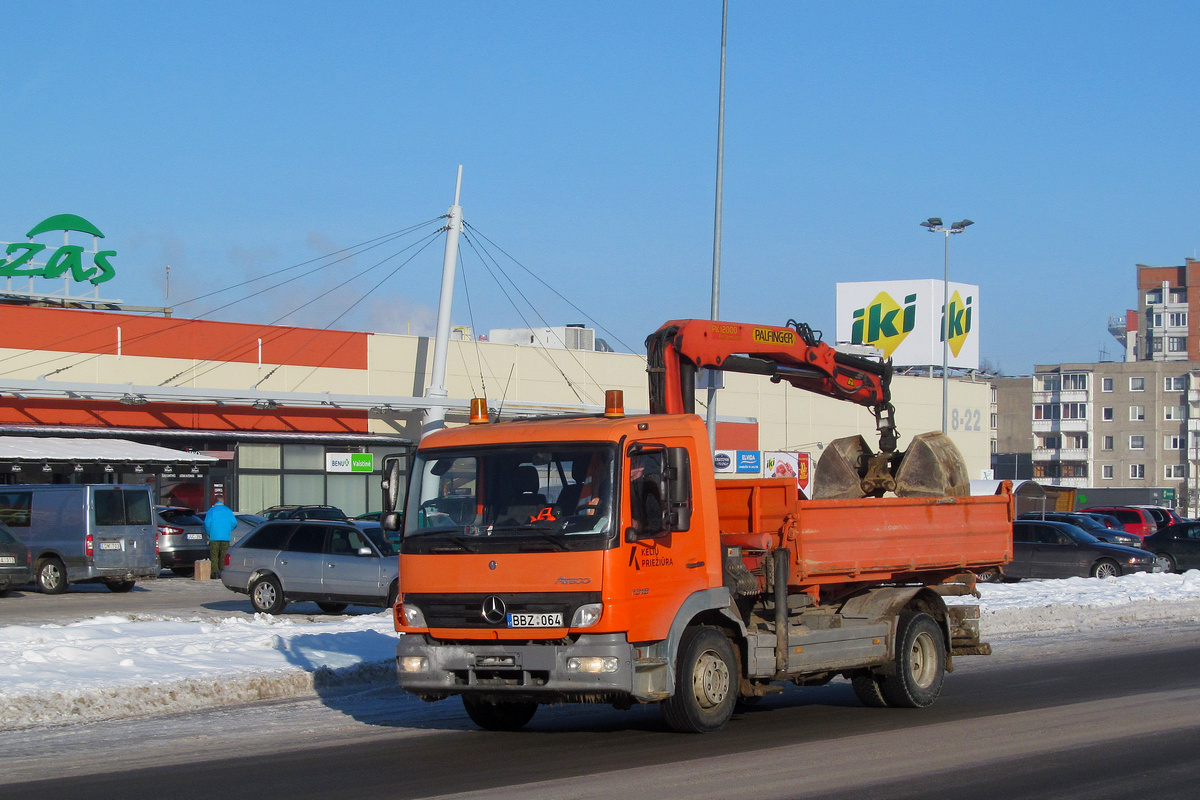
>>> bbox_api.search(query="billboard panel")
[835,279,979,369]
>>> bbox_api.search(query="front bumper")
[396,633,637,701]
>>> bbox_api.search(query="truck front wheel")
[662,626,737,733]
[461,696,538,731]
[879,612,945,708]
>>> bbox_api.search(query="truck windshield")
[402,444,616,554]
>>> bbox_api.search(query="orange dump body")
[716,477,1013,593]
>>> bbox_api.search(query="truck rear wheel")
[661,625,737,733]
[461,696,538,731]
[851,673,889,707]
[879,612,945,708]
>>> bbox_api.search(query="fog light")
[570,602,602,628]
[401,604,427,627]
[400,656,428,672]
[566,656,619,674]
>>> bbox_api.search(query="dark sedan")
[1016,512,1142,548]
[1143,522,1200,573]
[0,522,33,595]
[1008,520,1160,580]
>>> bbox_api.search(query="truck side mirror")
[666,446,692,532]
[382,454,406,513]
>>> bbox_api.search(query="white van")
[0,484,159,593]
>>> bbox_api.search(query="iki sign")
[1,214,117,285]
[836,279,979,369]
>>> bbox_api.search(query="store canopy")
[0,436,217,473]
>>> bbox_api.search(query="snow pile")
[3,571,1200,731]
[0,613,399,730]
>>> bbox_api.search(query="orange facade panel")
[0,398,368,433]
[0,305,368,370]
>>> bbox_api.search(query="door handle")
[279,559,288,565]
[686,561,705,569]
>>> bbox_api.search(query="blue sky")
[4,1,1200,375]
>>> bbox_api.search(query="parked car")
[232,513,266,545]
[155,505,209,576]
[1143,522,1200,573]
[1130,505,1184,531]
[1016,512,1142,548]
[220,519,399,614]
[1081,507,1158,540]
[0,484,159,593]
[0,523,33,596]
[257,505,348,522]
[354,511,382,521]
[1008,520,1160,580]
[1077,511,1126,531]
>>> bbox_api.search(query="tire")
[249,574,287,614]
[36,557,69,594]
[461,696,539,731]
[1161,553,1179,573]
[171,566,195,577]
[661,626,738,733]
[879,613,945,709]
[316,602,348,614]
[104,579,136,593]
[974,568,1001,583]
[851,673,890,708]
[1091,559,1121,579]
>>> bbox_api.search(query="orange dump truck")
[383,406,1012,733]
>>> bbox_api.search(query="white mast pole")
[707,0,728,452]
[422,165,465,437]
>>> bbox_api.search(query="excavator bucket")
[893,431,971,498]
[812,436,874,500]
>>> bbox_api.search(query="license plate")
[507,612,563,628]
[0,555,15,564]
[99,541,122,550]
[186,533,203,540]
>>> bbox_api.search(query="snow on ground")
[3,571,1200,731]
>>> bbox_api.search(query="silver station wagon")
[220,520,399,614]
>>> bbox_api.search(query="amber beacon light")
[604,389,625,418]
[469,398,489,424]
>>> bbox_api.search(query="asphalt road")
[4,624,1200,800]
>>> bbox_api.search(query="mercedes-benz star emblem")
[489,560,497,570]
[482,596,506,624]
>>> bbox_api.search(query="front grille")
[405,592,601,628]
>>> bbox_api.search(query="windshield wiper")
[488,525,573,551]
[404,529,479,553]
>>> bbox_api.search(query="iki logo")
[942,290,974,357]
[851,292,916,357]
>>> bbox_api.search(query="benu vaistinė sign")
[1,214,118,285]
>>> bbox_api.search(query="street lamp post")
[920,217,974,433]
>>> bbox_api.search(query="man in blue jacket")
[204,500,237,579]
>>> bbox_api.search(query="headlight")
[566,656,619,673]
[400,656,428,672]
[570,602,602,628]
[401,603,427,627]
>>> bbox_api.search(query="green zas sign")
[1,214,117,285]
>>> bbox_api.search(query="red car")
[1083,507,1157,540]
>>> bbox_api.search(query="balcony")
[1032,390,1089,404]
[1041,477,1090,489]
[1032,419,1089,434]
[1031,448,1089,462]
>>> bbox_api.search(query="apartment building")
[1031,361,1198,512]
[1119,259,1200,362]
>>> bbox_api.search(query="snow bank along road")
[2,571,1200,731]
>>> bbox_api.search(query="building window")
[1061,373,1088,390]
[1169,312,1188,327]
[1166,465,1186,479]
[1151,337,1164,353]
[1165,435,1185,450]
[1101,407,1114,421]
[1061,403,1087,419]
[990,386,997,403]
[1169,337,1188,353]
[990,439,997,454]
[1169,287,1187,303]
[1146,288,1163,304]
[1038,375,1061,392]
[1152,313,1164,328]
[1130,435,1145,450]
[1070,434,1088,448]
[1102,377,1114,392]
[1061,464,1088,478]
[990,413,998,430]
[1130,405,1145,421]
[1040,435,1061,450]
[1034,404,1060,420]
[1130,377,1146,391]
[1131,464,1145,480]
[1102,465,1114,480]
[1165,406,1186,420]
[1166,376,1187,391]
[1103,436,1114,451]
